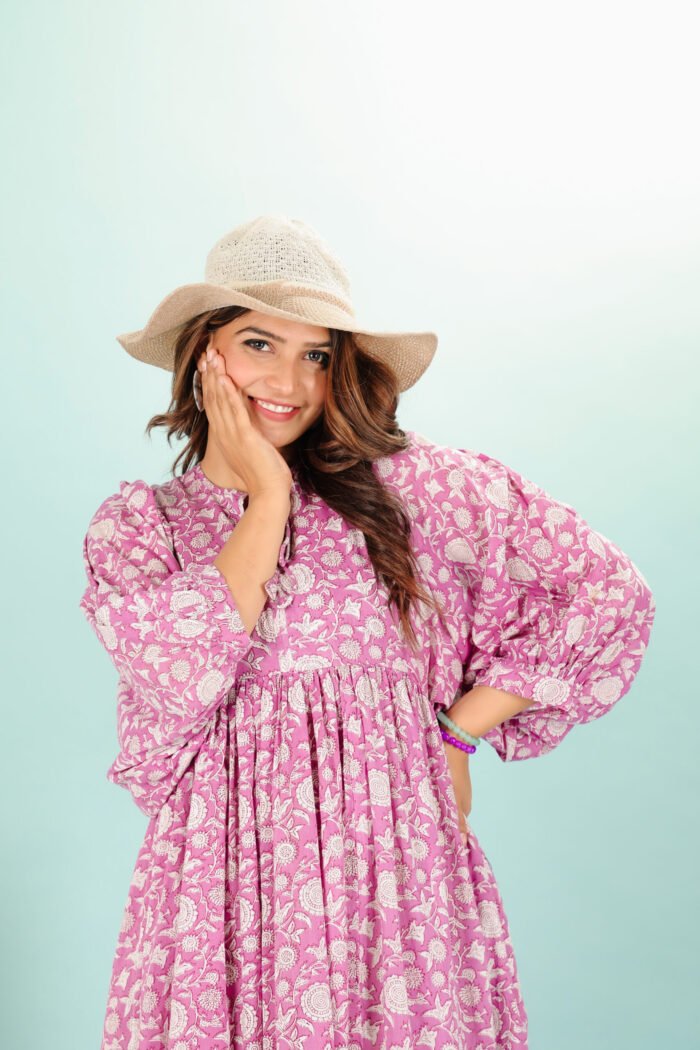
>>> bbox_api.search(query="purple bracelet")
[440,728,477,754]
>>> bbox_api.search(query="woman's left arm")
[445,684,535,739]
[440,446,656,763]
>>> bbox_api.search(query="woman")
[79,214,656,1049]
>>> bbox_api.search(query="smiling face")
[200,310,333,485]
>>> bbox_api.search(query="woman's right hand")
[197,338,294,500]
[444,740,472,847]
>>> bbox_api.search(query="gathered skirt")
[101,665,529,1049]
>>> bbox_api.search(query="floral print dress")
[78,429,655,1050]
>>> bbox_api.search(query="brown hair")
[145,305,448,650]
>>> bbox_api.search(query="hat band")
[225,280,357,329]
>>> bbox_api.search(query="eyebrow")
[235,325,333,348]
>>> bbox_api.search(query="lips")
[249,396,302,420]
[249,396,299,409]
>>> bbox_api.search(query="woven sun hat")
[116,214,438,393]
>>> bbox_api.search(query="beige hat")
[116,214,438,393]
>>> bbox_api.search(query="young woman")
[79,214,655,1049]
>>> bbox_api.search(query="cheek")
[308,374,328,408]
[221,353,254,390]
[305,390,326,427]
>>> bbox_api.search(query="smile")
[249,396,301,419]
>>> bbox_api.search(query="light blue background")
[2,2,696,1047]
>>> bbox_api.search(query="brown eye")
[307,350,330,368]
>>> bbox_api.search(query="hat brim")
[116,281,438,393]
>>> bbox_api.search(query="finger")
[197,339,213,383]
[201,345,232,414]
[201,347,228,431]
[203,365,234,449]
[213,362,250,429]
[214,379,247,448]
[206,348,245,413]
[200,348,217,411]
[205,353,251,453]
[199,336,213,370]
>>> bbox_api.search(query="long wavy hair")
[145,305,448,650]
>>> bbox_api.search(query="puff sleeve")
[79,479,255,816]
[443,447,656,763]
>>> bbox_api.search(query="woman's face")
[209,309,332,455]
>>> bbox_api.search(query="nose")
[265,359,298,397]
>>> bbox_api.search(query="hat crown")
[204,214,353,307]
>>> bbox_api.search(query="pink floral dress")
[79,429,655,1049]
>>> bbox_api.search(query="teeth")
[254,398,297,414]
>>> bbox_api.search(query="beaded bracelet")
[436,708,482,750]
[440,728,477,754]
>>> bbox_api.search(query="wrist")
[438,714,479,754]
[443,735,472,758]
[442,698,483,741]
[247,487,291,510]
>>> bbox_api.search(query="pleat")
[185,663,531,1049]
[145,705,233,1049]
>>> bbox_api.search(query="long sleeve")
[442,447,656,763]
[79,479,255,816]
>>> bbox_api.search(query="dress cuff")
[183,562,249,642]
[467,658,576,712]
[262,515,295,607]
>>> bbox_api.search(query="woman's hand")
[444,741,473,846]
[197,339,294,500]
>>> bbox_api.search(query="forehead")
[239,310,330,342]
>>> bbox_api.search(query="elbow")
[632,565,656,645]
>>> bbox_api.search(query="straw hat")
[116,214,438,393]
